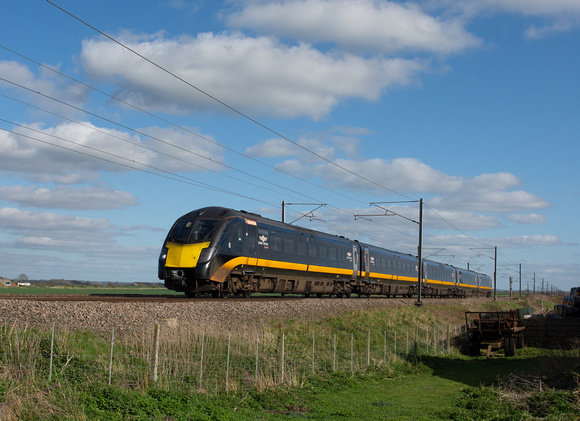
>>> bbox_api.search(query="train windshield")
[167,219,220,244]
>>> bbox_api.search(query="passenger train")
[158,207,492,298]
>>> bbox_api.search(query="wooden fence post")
[279,333,285,383]
[199,331,205,391]
[108,327,115,385]
[150,323,160,383]
[366,330,371,367]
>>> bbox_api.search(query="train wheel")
[221,289,231,299]
[185,292,196,298]
[316,293,323,298]
[304,293,311,298]
[210,291,220,298]
[243,291,252,299]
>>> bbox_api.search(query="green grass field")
[0,285,181,295]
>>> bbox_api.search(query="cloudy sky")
[1,0,578,292]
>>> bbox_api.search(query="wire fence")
[0,322,468,393]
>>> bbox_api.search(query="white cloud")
[0,207,115,245]
[247,127,366,160]
[246,131,551,214]
[424,209,501,231]
[498,234,562,248]
[0,122,224,182]
[0,185,138,210]
[80,32,427,119]
[244,138,298,157]
[309,157,465,193]
[0,207,160,264]
[430,191,551,213]
[507,213,547,224]
[227,0,482,54]
[431,233,561,249]
[0,60,90,114]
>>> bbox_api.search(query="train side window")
[319,246,328,260]
[309,244,318,258]
[284,238,295,254]
[329,247,337,261]
[271,235,281,252]
[297,239,307,256]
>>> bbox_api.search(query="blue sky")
[0,0,578,292]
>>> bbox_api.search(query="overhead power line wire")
[0,121,277,208]
[0,41,432,251]
[46,0,415,201]
[0,47,425,251]
[0,43,374,209]
[0,90,310,203]
[423,202,494,249]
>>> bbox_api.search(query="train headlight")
[159,247,168,264]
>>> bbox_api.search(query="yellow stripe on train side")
[310,265,354,276]
[258,259,308,272]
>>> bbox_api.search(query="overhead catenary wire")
[46,0,415,201]
[0,123,278,208]
[0,43,378,209]
[0,42,432,252]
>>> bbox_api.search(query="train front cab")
[159,208,259,296]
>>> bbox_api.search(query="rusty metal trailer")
[465,310,525,357]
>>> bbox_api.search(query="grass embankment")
[1,294,578,420]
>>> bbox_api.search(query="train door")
[362,246,370,282]
[244,219,258,264]
[351,244,360,281]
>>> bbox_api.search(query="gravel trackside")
[0,296,489,335]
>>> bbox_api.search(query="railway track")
[0,293,314,303]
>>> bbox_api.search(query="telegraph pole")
[519,263,522,298]
[416,198,423,307]
[494,246,497,301]
[355,200,423,306]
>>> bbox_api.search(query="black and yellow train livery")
[158,207,492,298]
